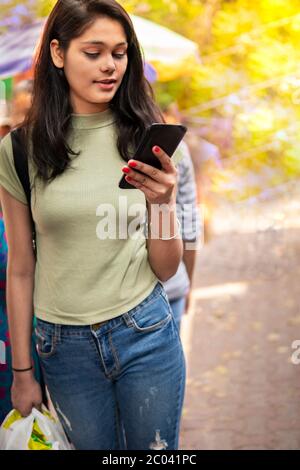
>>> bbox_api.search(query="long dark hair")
[22,0,165,183]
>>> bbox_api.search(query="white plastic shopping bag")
[0,406,73,450]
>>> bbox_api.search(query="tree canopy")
[1,0,300,200]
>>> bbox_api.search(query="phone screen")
[119,123,187,189]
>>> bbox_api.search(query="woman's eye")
[84,52,100,59]
[114,54,126,59]
[84,52,126,60]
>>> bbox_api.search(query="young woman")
[0,0,186,450]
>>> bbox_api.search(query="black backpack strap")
[11,127,31,204]
[11,127,36,254]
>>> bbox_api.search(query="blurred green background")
[1,0,300,204]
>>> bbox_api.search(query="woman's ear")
[50,39,65,69]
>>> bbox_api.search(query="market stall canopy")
[0,21,42,78]
[131,14,200,81]
[0,15,199,82]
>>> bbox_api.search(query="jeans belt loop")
[91,320,108,331]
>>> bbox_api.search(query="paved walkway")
[179,190,300,449]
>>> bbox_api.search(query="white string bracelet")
[146,217,182,240]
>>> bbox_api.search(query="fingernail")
[122,167,130,174]
[128,161,137,168]
[126,176,132,181]
[153,146,160,153]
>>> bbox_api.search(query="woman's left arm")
[122,146,183,282]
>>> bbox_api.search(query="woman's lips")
[93,81,116,90]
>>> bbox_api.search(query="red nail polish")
[126,176,132,181]
[153,146,160,153]
[129,161,137,168]
[122,167,130,174]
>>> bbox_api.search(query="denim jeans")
[35,281,186,450]
[169,297,186,334]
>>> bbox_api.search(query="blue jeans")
[169,297,186,334]
[35,282,186,450]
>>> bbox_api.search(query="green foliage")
[122,0,300,200]
[2,0,300,199]
[36,0,57,17]
[0,0,56,34]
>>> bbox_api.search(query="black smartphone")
[118,123,187,189]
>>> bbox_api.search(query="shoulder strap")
[11,127,31,204]
[11,127,36,254]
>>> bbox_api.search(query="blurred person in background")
[10,80,33,129]
[181,113,222,243]
[162,103,202,333]
[0,117,11,142]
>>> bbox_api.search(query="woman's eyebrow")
[80,41,128,46]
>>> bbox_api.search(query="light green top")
[0,108,184,325]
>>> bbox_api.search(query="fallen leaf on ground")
[267,333,280,342]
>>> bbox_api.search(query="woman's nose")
[100,55,116,72]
